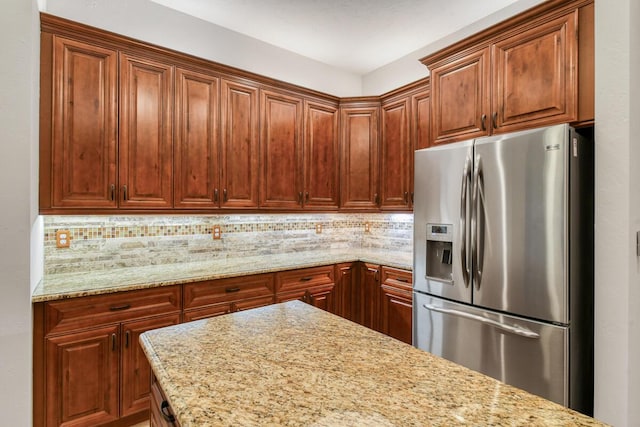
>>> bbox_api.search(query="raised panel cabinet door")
[119,53,173,208]
[45,325,120,426]
[51,36,118,208]
[220,79,260,208]
[259,89,303,209]
[340,106,380,210]
[380,97,411,210]
[430,47,490,145]
[411,88,431,150]
[307,285,336,313]
[360,263,381,331]
[303,100,339,209]
[174,68,220,208]
[492,11,578,132]
[120,313,181,418]
[380,286,413,344]
[335,263,355,320]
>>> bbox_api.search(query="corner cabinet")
[379,266,413,344]
[424,1,593,145]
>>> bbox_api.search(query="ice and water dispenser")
[425,223,453,283]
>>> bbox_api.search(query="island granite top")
[32,249,411,302]
[140,301,607,427]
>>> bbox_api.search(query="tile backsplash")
[43,213,413,275]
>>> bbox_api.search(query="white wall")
[0,0,39,424]
[42,0,362,97]
[594,1,640,425]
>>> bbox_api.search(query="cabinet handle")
[214,188,219,202]
[298,191,303,205]
[111,333,117,351]
[225,287,240,293]
[110,184,115,201]
[411,192,414,204]
[109,304,131,311]
[122,185,128,201]
[125,330,130,348]
[161,400,176,423]
[492,112,498,129]
[305,191,309,202]
[395,277,410,283]
[480,114,487,131]
[223,188,228,202]
[300,276,313,282]
[374,193,380,205]
[404,191,409,204]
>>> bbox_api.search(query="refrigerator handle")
[423,304,540,339]
[471,155,484,290]
[460,155,472,288]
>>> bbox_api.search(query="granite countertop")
[32,249,412,302]
[140,301,607,427]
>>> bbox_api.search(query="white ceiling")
[149,0,528,75]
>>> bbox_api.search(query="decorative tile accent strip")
[43,213,413,274]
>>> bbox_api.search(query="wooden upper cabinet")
[174,68,220,208]
[411,88,431,151]
[492,11,578,132]
[259,89,303,209]
[119,52,174,208]
[340,104,380,210]
[49,36,118,208]
[429,47,491,145]
[380,97,411,210]
[220,79,260,209]
[303,100,339,209]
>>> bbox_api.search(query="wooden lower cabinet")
[359,263,381,331]
[379,266,413,344]
[275,265,337,314]
[150,379,179,427]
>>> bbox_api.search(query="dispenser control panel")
[426,223,453,242]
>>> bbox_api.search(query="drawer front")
[183,273,274,309]
[381,266,413,292]
[183,295,275,322]
[45,286,182,335]
[275,265,335,293]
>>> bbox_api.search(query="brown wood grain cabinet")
[303,100,340,209]
[119,52,174,208]
[275,265,337,313]
[339,102,380,210]
[380,97,412,210]
[359,262,381,331]
[334,262,355,320]
[379,266,413,344]
[424,1,592,145]
[150,378,180,427]
[411,87,431,151]
[35,286,182,427]
[174,67,220,209]
[220,79,261,209]
[46,35,118,209]
[259,89,304,209]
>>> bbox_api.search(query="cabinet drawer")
[275,265,335,293]
[381,266,413,292]
[183,295,275,322]
[45,286,181,335]
[183,273,274,309]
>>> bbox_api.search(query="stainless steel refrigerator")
[413,124,593,415]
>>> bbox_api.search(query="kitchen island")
[140,301,606,426]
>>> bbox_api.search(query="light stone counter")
[32,249,412,302]
[140,301,607,427]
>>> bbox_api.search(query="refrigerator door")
[472,124,569,324]
[414,293,569,406]
[414,140,473,303]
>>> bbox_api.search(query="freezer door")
[414,293,569,406]
[472,124,569,324]
[414,140,473,303]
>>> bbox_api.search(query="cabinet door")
[303,100,339,209]
[220,79,260,208]
[335,263,355,321]
[379,285,413,344]
[360,263,380,331]
[275,285,335,313]
[340,106,380,209]
[492,11,577,132]
[380,97,411,210]
[174,68,220,208]
[50,36,118,208]
[430,47,490,145]
[260,89,303,209]
[45,325,119,426]
[119,53,173,208]
[411,88,431,151]
[121,314,180,417]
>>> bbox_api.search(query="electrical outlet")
[364,222,371,233]
[56,230,71,248]
[212,225,222,240]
